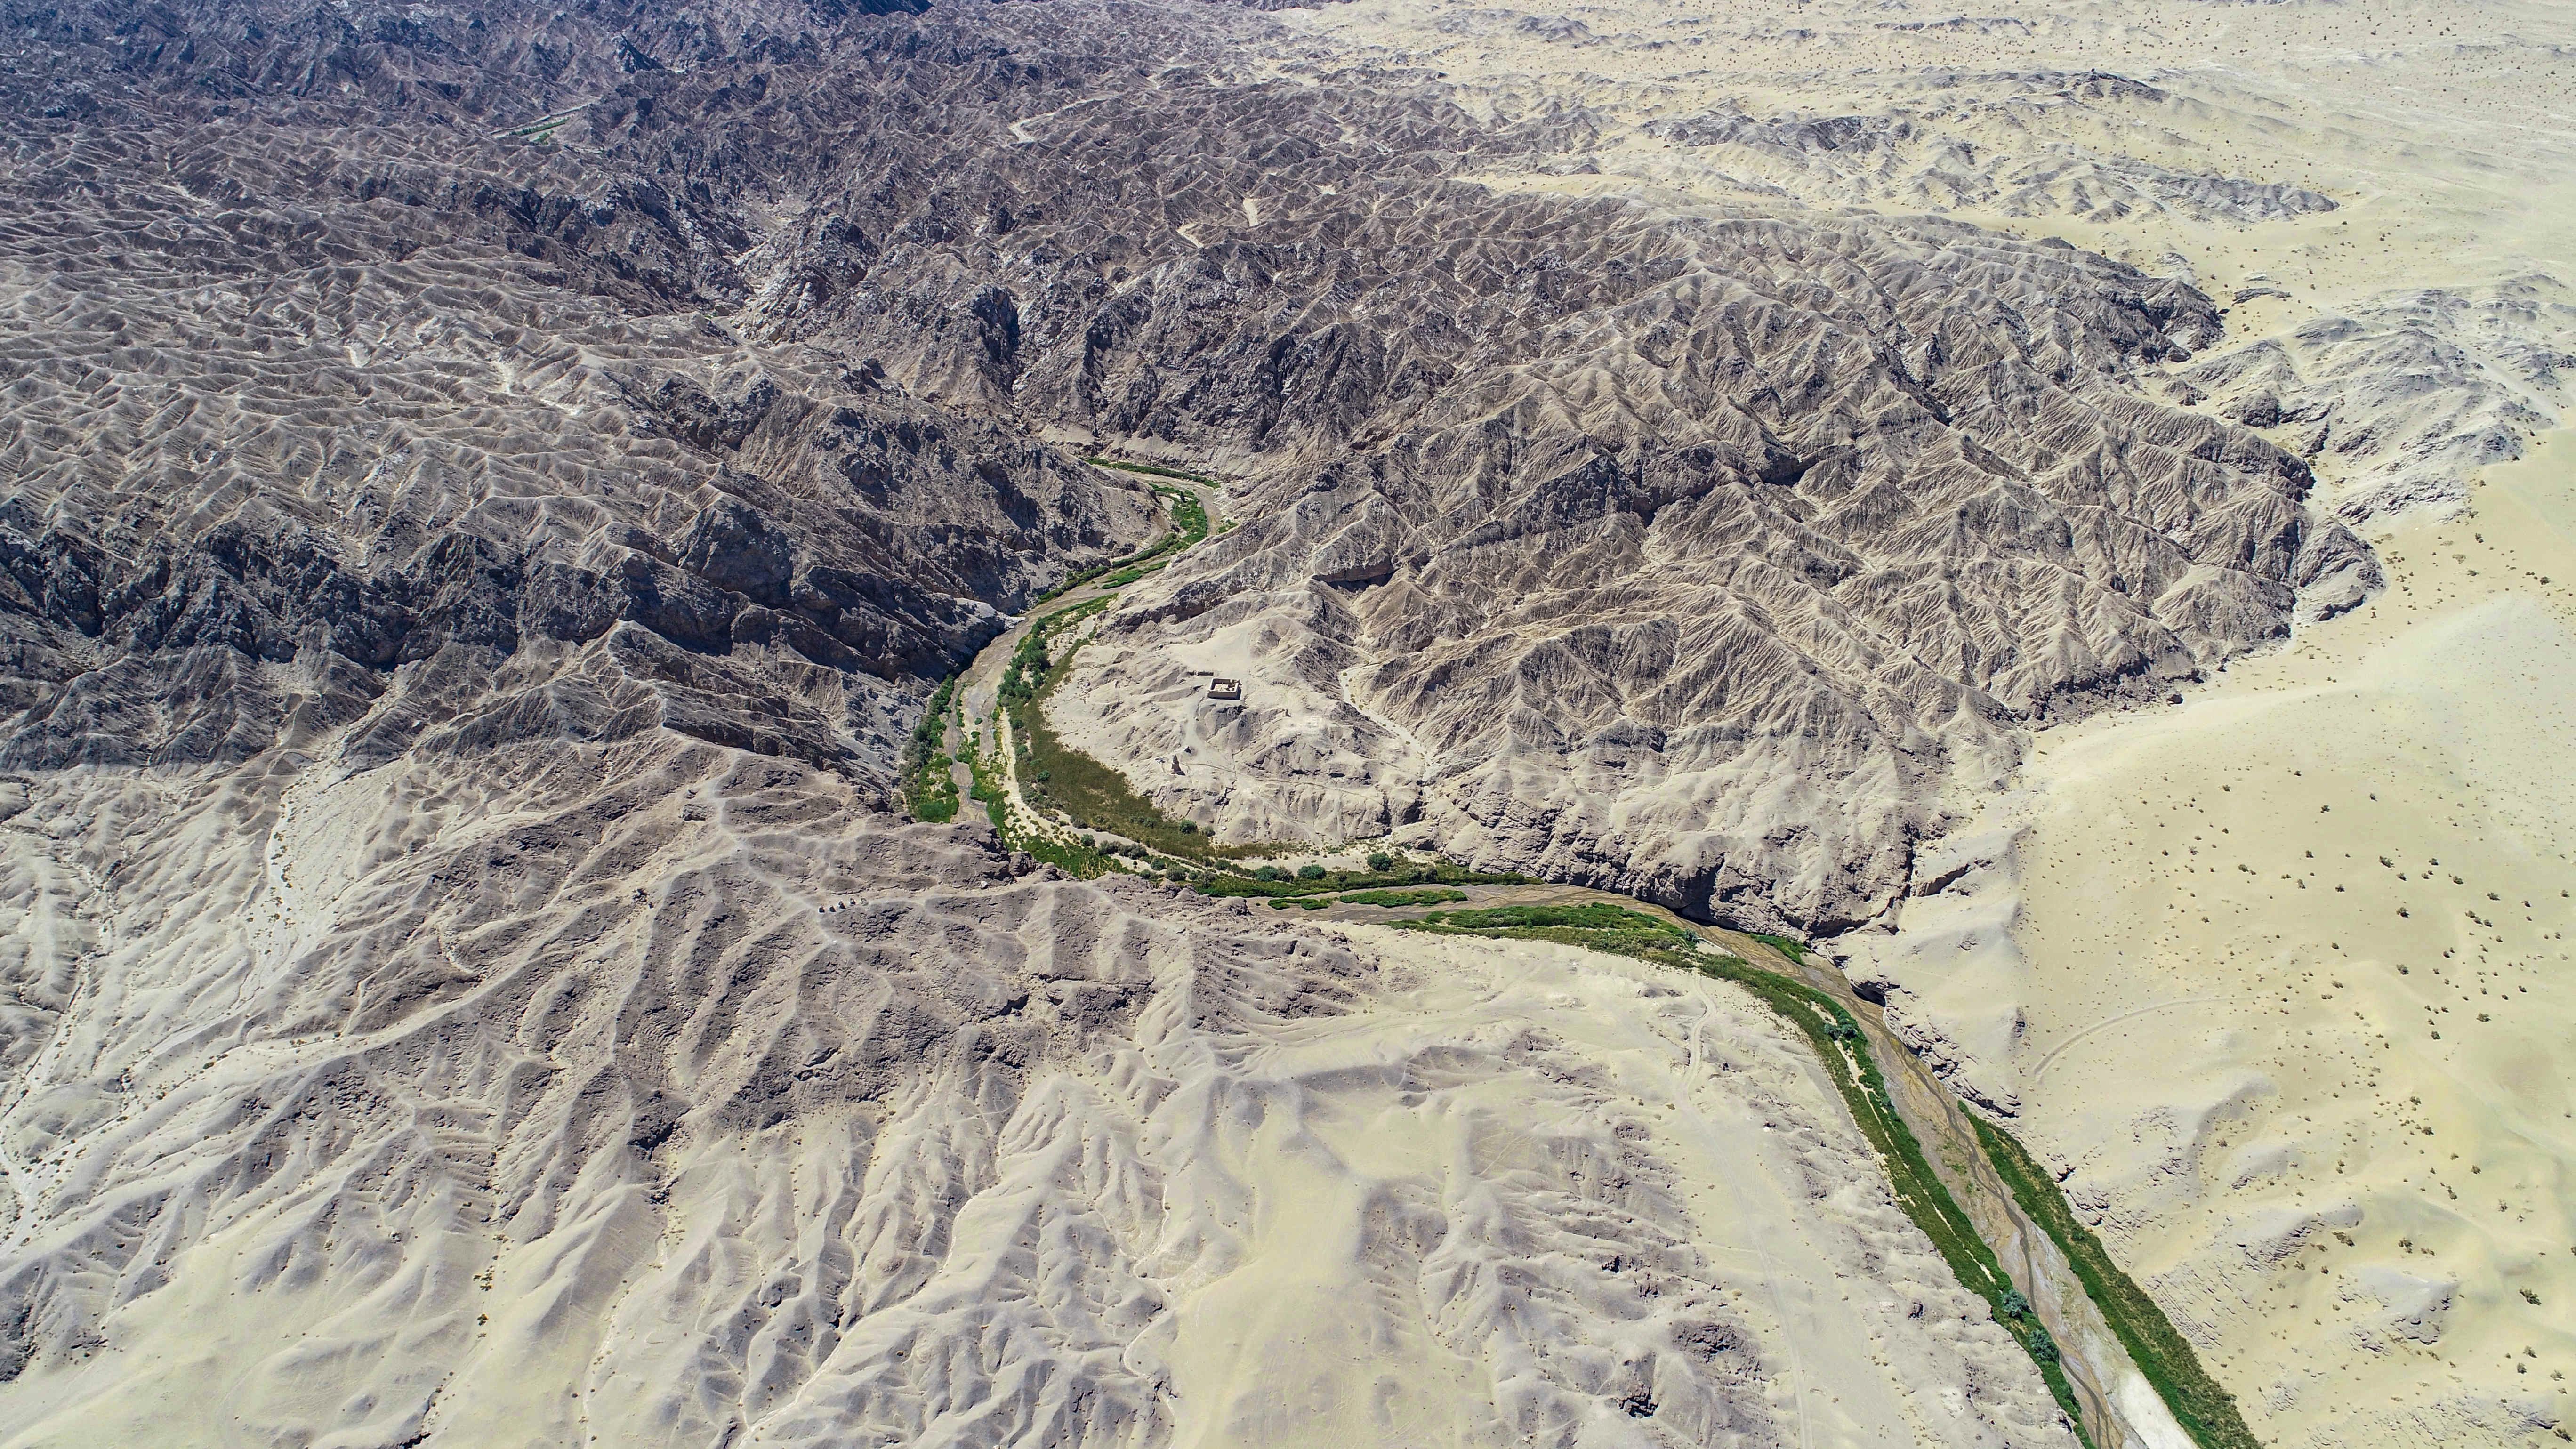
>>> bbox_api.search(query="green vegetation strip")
[967,602,1532,888]
[925,442,2177,1444]
[953,452,1517,891]
[980,452,1245,864]
[1041,477,1211,602]
[1275,884,1497,910]
[995,598,1530,881]
[1003,603,1266,862]
[938,453,2173,1449]
[966,728,1008,833]
[1748,931,1811,964]
[948,464,1257,873]
[1972,1115,2260,1449]
[900,676,961,823]
[1082,457,1218,484]
[1333,887,1469,907]
[1395,906,2099,1447]
[1205,860,1527,898]
[1395,902,1701,958]
[1687,951,2096,1443]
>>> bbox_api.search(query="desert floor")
[1855,428,2576,1448]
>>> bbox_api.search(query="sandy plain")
[1857,432,2576,1449]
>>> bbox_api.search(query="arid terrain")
[0,0,2569,1446]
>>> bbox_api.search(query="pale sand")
[1142,926,2057,1449]
[1859,430,2576,1446]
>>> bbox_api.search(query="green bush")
[1039,473,1215,601]
[900,676,962,821]
[1367,851,1395,871]
[1391,903,1708,961]
[1749,931,1812,964]
[1972,1115,2260,1449]
[1335,888,1468,908]
[1296,864,1327,881]
[1196,860,1530,900]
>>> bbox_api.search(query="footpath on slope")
[913,457,2246,1449]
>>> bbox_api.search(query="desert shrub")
[1750,932,1812,963]
[1336,888,1468,908]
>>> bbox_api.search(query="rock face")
[981,169,2374,930]
[0,0,1163,784]
[0,177,1155,775]
[2181,274,2576,523]
[0,0,2379,939]
[1638,93,2342,227]
[1040,197,2379,927]
[305,0,2373,934]
[0,2,2096,1443]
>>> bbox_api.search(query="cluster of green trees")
[900,677,960,823]
[1200,856,1529,900]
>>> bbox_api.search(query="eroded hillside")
[1,0,2568,1446]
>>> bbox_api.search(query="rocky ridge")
[0,116,1157,780]
[2,0,2386,929]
